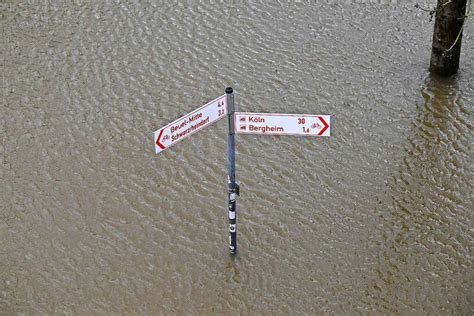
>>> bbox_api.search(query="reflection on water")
[225,259,241,284]
[363,75,473,314]
[1,1,473,314]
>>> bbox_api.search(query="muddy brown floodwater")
[1,1,473,314]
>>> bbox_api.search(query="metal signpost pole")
[226,87,238,255]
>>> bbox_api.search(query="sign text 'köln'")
[154,95,227,153]
[235,113,330,136]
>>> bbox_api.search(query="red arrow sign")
[155,128,165,150]
[234,113,330,137]
[153,95,227,154]
[318,116,329,136]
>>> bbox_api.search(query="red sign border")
[234,112,330,137]
[154,94,227,153]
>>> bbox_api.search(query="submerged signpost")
[225,88,238,254]
[153,88,331,254]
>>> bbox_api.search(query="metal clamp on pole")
[226,87,237,255]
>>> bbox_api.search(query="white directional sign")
[234,113,330,137]
[154,95,227,153]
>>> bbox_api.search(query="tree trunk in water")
[430,0,468,76]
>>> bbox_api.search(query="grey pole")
[226,87,238,255]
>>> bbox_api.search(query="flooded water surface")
[1,1,473,314]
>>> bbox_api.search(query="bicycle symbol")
[311,123,322,129]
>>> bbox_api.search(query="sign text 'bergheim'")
[154,95,227,153]
[235,113,330,136]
